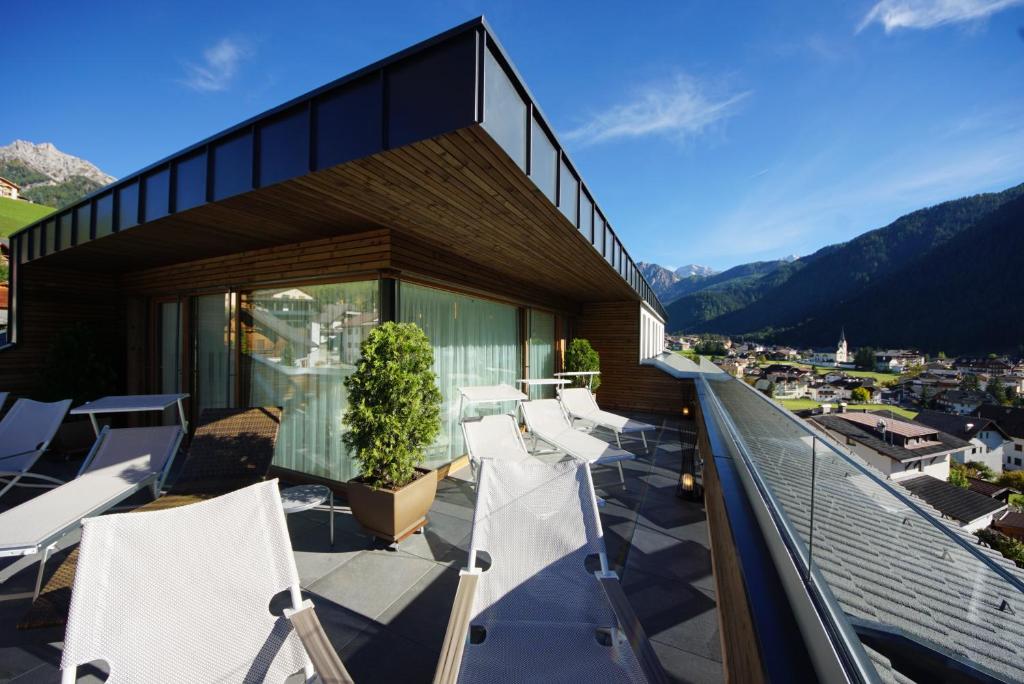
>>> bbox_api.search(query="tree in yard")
[960,373,980,391]
[920,386,934,409]
[851,387,870,403]
[998,470,1024,491]
[964,460,995,481]
[854,347,875,371]
[564,338,601,392]
[937,351,947,359]
[948,461,969,489]
[763,381,776,399]
[985,377,1007,404]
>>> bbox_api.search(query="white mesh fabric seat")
[0,425,184,601]
[520,399,634,466]
[559,388,655,450]
[61,480,312,683]
[0,398,72,499]
[461,414,531,470]
[456,459,647,683]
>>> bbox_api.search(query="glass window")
[579,193,593,241]
[212,133,252,201]
[59,213,73,247]
[195,293,235,412]
[528,309,555,399]
[241,281,379,482]
[594,214,605,255]
[144,169,170,223]
[95,194,114,238]
[400,283,521,465]
[259,108,308,187]
[530,115,557,202]
[483,49,527,171]
[175,152,207,212]
[605,225,614,263]
[75,204,92,244]
[558,158,578,225]
[158,301,183,395]
[118,182,139,230]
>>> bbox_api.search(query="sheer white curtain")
[400,283,520,465]
[242,281,378,482]
[528,309,555,399]
[194,293,233,412]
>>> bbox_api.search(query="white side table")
[280,484,334,546]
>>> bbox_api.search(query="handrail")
[728,376,1024,595]
[698,376,881,684]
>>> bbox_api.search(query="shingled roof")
[978,404,1024,439]
[707,379,1024,681]
[899,475,1007,526]
[913,409,1007,441]
[811,413,969,464]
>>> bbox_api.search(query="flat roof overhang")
[9,17,665,319]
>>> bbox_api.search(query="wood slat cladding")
[32,126,641,311]
[0,264,121,396]
[576,301,687,414]
[121,230,392,294]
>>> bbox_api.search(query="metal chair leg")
[615,433,622,449]
[329,490,334,547]
[33,544,55,601]
[617,461,626,489]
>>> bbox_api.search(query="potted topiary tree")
[565,338,601,393]
[343,321,442,542]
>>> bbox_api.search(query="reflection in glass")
[558,159,578,225]
[159,302,182,395]
[195,293,234,412]
[531,116,557,202]
[241,281,378,481]
[528,309,555,399]
[400,283,520,466]
[483,49,527,171]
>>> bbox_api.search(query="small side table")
[280,484,334,546]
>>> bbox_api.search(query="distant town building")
[899,475,1007,532]
[874,349,925,372]
[913,409,1008,473]
[811,329,849,366]
[934,389,995,415]
[977,405,1024,471]
[0,177,19,200]
[835,328,848,364]
[809,412,969,482]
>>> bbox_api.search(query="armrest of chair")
[433,570,480,684]
[285,600,354,684]
[598,575,670,684]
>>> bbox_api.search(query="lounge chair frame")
[0,398,73,500]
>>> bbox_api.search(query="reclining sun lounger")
[60,480,352,684]
[520,398,634,486]
[434,458,667,683]
[458,385,531,478]
[559,387,656,451]
[0,425,183,601]
[0,398,73,500]
[22,406,282,629]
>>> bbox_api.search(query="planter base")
[347,468,437,543]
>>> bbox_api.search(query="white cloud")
[564,74,750,147]
[180,38,252,92]
[858,0,1024,33]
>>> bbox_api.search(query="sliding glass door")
[157,301,183,395]
[527,308,555,398]
[400,283,521,465]
[240,282,378,482]
[194,293,234,413]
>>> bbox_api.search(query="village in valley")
[666,327,1024,557]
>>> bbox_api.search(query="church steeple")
[839,326,846,344]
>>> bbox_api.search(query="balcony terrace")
[0,411,721,683]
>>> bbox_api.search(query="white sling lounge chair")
[60,480,353,684]
[559,387,656,451]
[0,398,73,500]
[458,385,531,478]
[520,398,634,486]
[0,425,183,601]
[434,459,667,683]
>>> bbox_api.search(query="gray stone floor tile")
[339,621,439,684]
[651,639,725,684]
[305,550,436,621]
[376,564,460,652]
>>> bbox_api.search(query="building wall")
[1007,438,1024,471]
[576,301,689,414]
[0,263,121,396]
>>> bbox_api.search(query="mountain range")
[646,182,1024,355]
[0,140,114,210]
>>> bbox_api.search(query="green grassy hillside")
[0,196,53,236]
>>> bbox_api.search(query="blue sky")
[4,1,1024,271]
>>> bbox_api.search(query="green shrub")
[342,322,442,490]
[998,471,1024,491]
[948,462,969,488]
[39,322,118,405]
[564,338,601,391]
[976,527,1024,569]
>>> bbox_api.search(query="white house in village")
[811,329,849,366]
[978,405,1024,472]
[810,412,966,482]
[914,409,1008,474]
[0,177,20,200]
